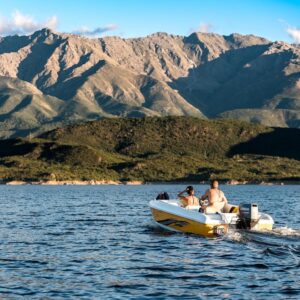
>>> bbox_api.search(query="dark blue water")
[0,185,299,299]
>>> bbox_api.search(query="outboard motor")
[237,203,259,230]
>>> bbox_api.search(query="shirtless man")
[200,180,228,213]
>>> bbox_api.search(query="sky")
[0,0,299,43]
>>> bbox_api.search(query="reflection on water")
[0,184,299,299]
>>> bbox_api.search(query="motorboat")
[149,199,274,238]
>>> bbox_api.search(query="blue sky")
[0,0,299,42]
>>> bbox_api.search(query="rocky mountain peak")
[30,27,60,43]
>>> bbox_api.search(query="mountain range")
[0,28,300,138]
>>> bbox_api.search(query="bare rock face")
[0,28,299,138]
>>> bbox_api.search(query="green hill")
[0,117,300,183]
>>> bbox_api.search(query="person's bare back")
[201,180,227,213]
[207,189,227,211]
[178,186,199,208]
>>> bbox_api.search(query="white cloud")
[191,22,213,34]
[279,19,300,44]
[0,10,58,36]
[286,26,300,44]
[72,24,118,37]
[45,16,58,30]
[0,10,117,38]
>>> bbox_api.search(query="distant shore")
[1,179,299,186]
[3,180,143,186]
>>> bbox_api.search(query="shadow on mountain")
[109,162,137,171]
[0,95,32,121]
[94,93,133,115]
[228,127,300,160]
[48,60,107,100]
[275,97,300,110]
[17,39,63,86]
[171,44,295,116]
[0,35,31,54]
[44,51,95,96]
[0,139,37,157]
[39,143,101,166]
[58,52,92,81]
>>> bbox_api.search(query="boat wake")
[224,230,246,242]
[224,226,300,244]
[269,226,300,237]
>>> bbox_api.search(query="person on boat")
[200,180,228,213]
[177,186,199,208]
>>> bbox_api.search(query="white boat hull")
[150,199,274,238]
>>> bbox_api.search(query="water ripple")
[0,184,299,299]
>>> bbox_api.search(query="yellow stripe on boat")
[151,207,228,237]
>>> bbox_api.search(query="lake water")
[0,184,299,299]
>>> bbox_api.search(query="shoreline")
[1,179,300,186]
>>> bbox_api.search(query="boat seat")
[222,205,239,213]
[185,205,201,210]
